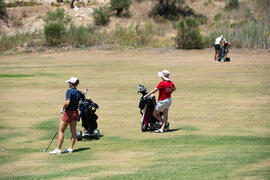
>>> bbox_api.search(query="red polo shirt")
[156,80,175,101]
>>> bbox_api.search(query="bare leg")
[153,109,163,123]
[161,109,168,130]
[215,50,220,61]
[69,120,77,149]
[57,120,68,149]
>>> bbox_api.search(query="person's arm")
[63,99,70,109]
[144,88,158,98]
[61,99,70,113]
[61,90,71,113]
[172,86,176,93]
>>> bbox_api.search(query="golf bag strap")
[78,104,86,122]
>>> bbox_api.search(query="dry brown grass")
[0,49,269,179]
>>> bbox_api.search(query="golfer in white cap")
[49,77,86,155]
[144,70,176,133]
[214,35,225,61]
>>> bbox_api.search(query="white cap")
[158,70,170,81]
[66,77,78,84]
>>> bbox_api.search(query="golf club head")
[41,150,46,152]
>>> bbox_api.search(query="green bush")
[92,6,110,26]
[0,0,7,19]
[44,21,66,46]
[43,8,71,25]
[108,23,155,48]
[66,25,100,47]
[224,0,239,11]
[149,0,206,23]
[43,8,71,46]
[110,0,132,16]
[214,12,222,22]
[149,1,190,21]
[175,16,204,49]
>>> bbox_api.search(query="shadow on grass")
[80,134,104,142]
[72,147,91,153]
[167,128,181,132]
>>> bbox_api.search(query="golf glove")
[60,108,64,114]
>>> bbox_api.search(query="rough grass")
[0,49,269,180]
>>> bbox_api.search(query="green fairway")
[0,49,269,180]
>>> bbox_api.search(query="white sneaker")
[49,148,61,155]
[63,148,73,153]
[155,129,164,133]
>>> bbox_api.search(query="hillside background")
[0,0,269,53]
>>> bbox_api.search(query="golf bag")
[218,42,230,62]
[138,84,162,132]
[76,98,100,140]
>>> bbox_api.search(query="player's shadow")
[167,128,181,132]
[72,147,90,153]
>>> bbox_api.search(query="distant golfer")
[214,35,225,61]
[49,77,86,155]
[144,70,176,133]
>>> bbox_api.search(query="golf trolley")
[138,84,169,132]
[76,98,100,141]
[218,41,230,62]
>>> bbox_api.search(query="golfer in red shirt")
[144,70,176,133]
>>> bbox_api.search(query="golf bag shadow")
[218,42,230,62]
[76,98,100,140]
[138,84,162,132]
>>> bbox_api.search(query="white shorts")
[155,98,172,112]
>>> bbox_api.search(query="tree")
[110,0,132,16]
[175,16,204,49]
[0,0,8,20]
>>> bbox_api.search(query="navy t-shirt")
[65,87,83,111]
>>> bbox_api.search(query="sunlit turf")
[0,50,269,180]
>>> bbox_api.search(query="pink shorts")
[62,110,79,123]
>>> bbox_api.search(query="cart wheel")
[141,124,148,132]
[225,57,230,62]
[94,129,100,140]
[76,131,82,141]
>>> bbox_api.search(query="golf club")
[42,130,58,152]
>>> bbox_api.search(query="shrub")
[43,8,71,46]
[224,0,239,11]
[108,23,155,48]
[0,32,41,52]
[0,0,7,20]
[6,0,40,8]
[66,25,99,47]
[44,8,71,25]
[110,0,132,16]
[175,16,204,49]
[44,21,66,46]
[92,6,110,26]
[149,0,206,23]
[214,12,222,22]
[149,0,188,21]
[205,20,270,49]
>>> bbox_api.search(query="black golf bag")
[138,84,162,132]
[76,98,100,140]
[218,42,230,62]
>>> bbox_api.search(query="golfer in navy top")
[49,77,86,155]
